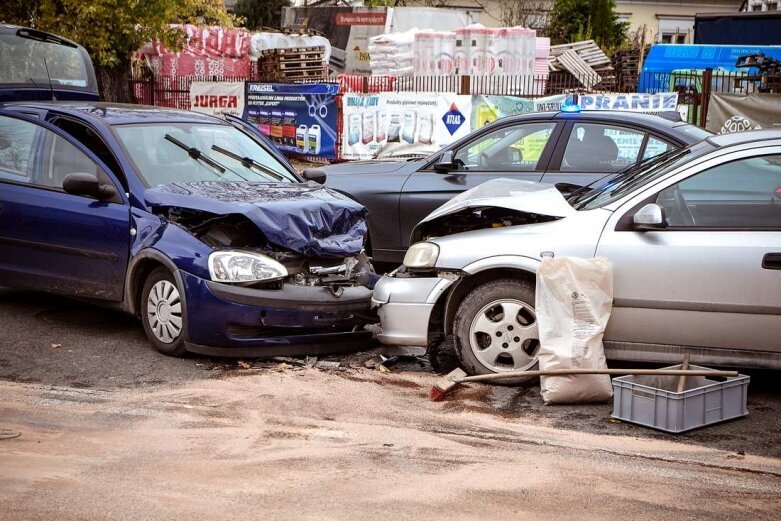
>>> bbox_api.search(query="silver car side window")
[656,154,781,228]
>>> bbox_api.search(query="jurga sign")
[189,81,245,117]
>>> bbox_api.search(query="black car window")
[0,116,37,183]
[641,135,674,161]
[561,123,645,172]
[49,117,127,190]
[452,122,556,171]
[656,154,781,229]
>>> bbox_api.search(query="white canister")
[402,110,417,144]
[307,125,321,155]
[348,113,361,146]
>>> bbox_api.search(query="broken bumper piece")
[179,271,376,357]
[371,274,455,347]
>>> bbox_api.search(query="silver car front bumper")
[371,275,455,347]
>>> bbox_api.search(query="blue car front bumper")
[178,271,376,357]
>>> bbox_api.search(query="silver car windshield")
[114,123,297,186]
[572,141,715,210]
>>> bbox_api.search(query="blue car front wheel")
[141,267,187,356]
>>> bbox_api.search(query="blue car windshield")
[114,122,297,187]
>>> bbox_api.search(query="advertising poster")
[341,92,472,160]
[282,6,389,75]
[190,81,245,117]
[244,83,339,159]
[707,93,781,134]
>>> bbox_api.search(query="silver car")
[372,131,781,375]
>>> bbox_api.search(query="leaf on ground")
[238,361,252,369]
[379,365,391,374]
[51,343,62,349]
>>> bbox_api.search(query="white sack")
[536,257,614,404]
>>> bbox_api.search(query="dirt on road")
[1,288,780,520]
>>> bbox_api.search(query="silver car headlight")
[403,242,439,268]
[208,251,288,283]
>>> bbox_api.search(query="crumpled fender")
[144,181,369,258]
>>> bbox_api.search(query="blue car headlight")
[208,251,288,283]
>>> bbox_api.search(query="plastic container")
[376,110,387,142]
[402,110,417,144]
[611,364,749,433]
[362,111,375,144]
[296,124,309,153]
[347,113,361,146]
[307,124,321,155]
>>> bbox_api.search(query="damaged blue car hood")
[145,181,368,258]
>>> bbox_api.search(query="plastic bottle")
[296,124,309,153]
[307,125,321,155]
[283,110,296,147]
[476,103,498,127]
[271,110,283,144]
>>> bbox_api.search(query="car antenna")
[43,58,56,101]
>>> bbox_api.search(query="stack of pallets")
[611,48,648,92]
[548,40,613,89]
[259,46,327,83]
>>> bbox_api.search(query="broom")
[429,367,740,402]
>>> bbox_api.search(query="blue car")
[0,27,376,357]
[0,105,376,357]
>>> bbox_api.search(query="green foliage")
[548,0,628,49]
[0,0,237,68]
[233,0,291,30]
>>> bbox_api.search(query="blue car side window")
[0,116,38,183]
[0,114,113,192]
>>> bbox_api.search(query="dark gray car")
[322,110,711,264]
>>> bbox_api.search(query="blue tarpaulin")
[638,44,781,92]
[145,181,369,258]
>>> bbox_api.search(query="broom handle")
[452,368,739,384]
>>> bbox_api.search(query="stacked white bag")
[368,29,417,77]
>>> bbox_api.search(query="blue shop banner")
[244,83,339,159]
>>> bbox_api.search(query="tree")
[233,0,291,30]
[547,0,627,49]
[477,0,551,29]
[0,0,237,102]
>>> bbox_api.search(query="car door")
[398,120,562,249]
[542,120,675,193]
[0,112,130,300]
[596,146,781,361]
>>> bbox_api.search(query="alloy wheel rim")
[146,280,183,344]
[468,298,540,372]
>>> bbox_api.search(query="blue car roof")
[5,101,224,126]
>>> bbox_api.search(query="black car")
[322,110,712,264]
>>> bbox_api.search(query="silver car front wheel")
[453,278,540,377]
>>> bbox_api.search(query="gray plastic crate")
[612,364,749,433]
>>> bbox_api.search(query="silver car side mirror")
[633,203,667,231]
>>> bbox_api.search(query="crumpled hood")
[420,178,576,224]
[145,181,368,258]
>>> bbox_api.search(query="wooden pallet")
[557,50,601,88]
[549,40,612,73]
[261,47,325,61]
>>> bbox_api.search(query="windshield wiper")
[164,134,227,176]
[566,148,682,204]
[210,145,284,181]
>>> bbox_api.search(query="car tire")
[428,337,460,374]
[453,278,540,382]
[140,267,187,357]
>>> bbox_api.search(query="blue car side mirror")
[63,172,117,201]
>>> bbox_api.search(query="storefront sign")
[190,81,245,117]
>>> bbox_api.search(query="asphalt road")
[1,287,780,519]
